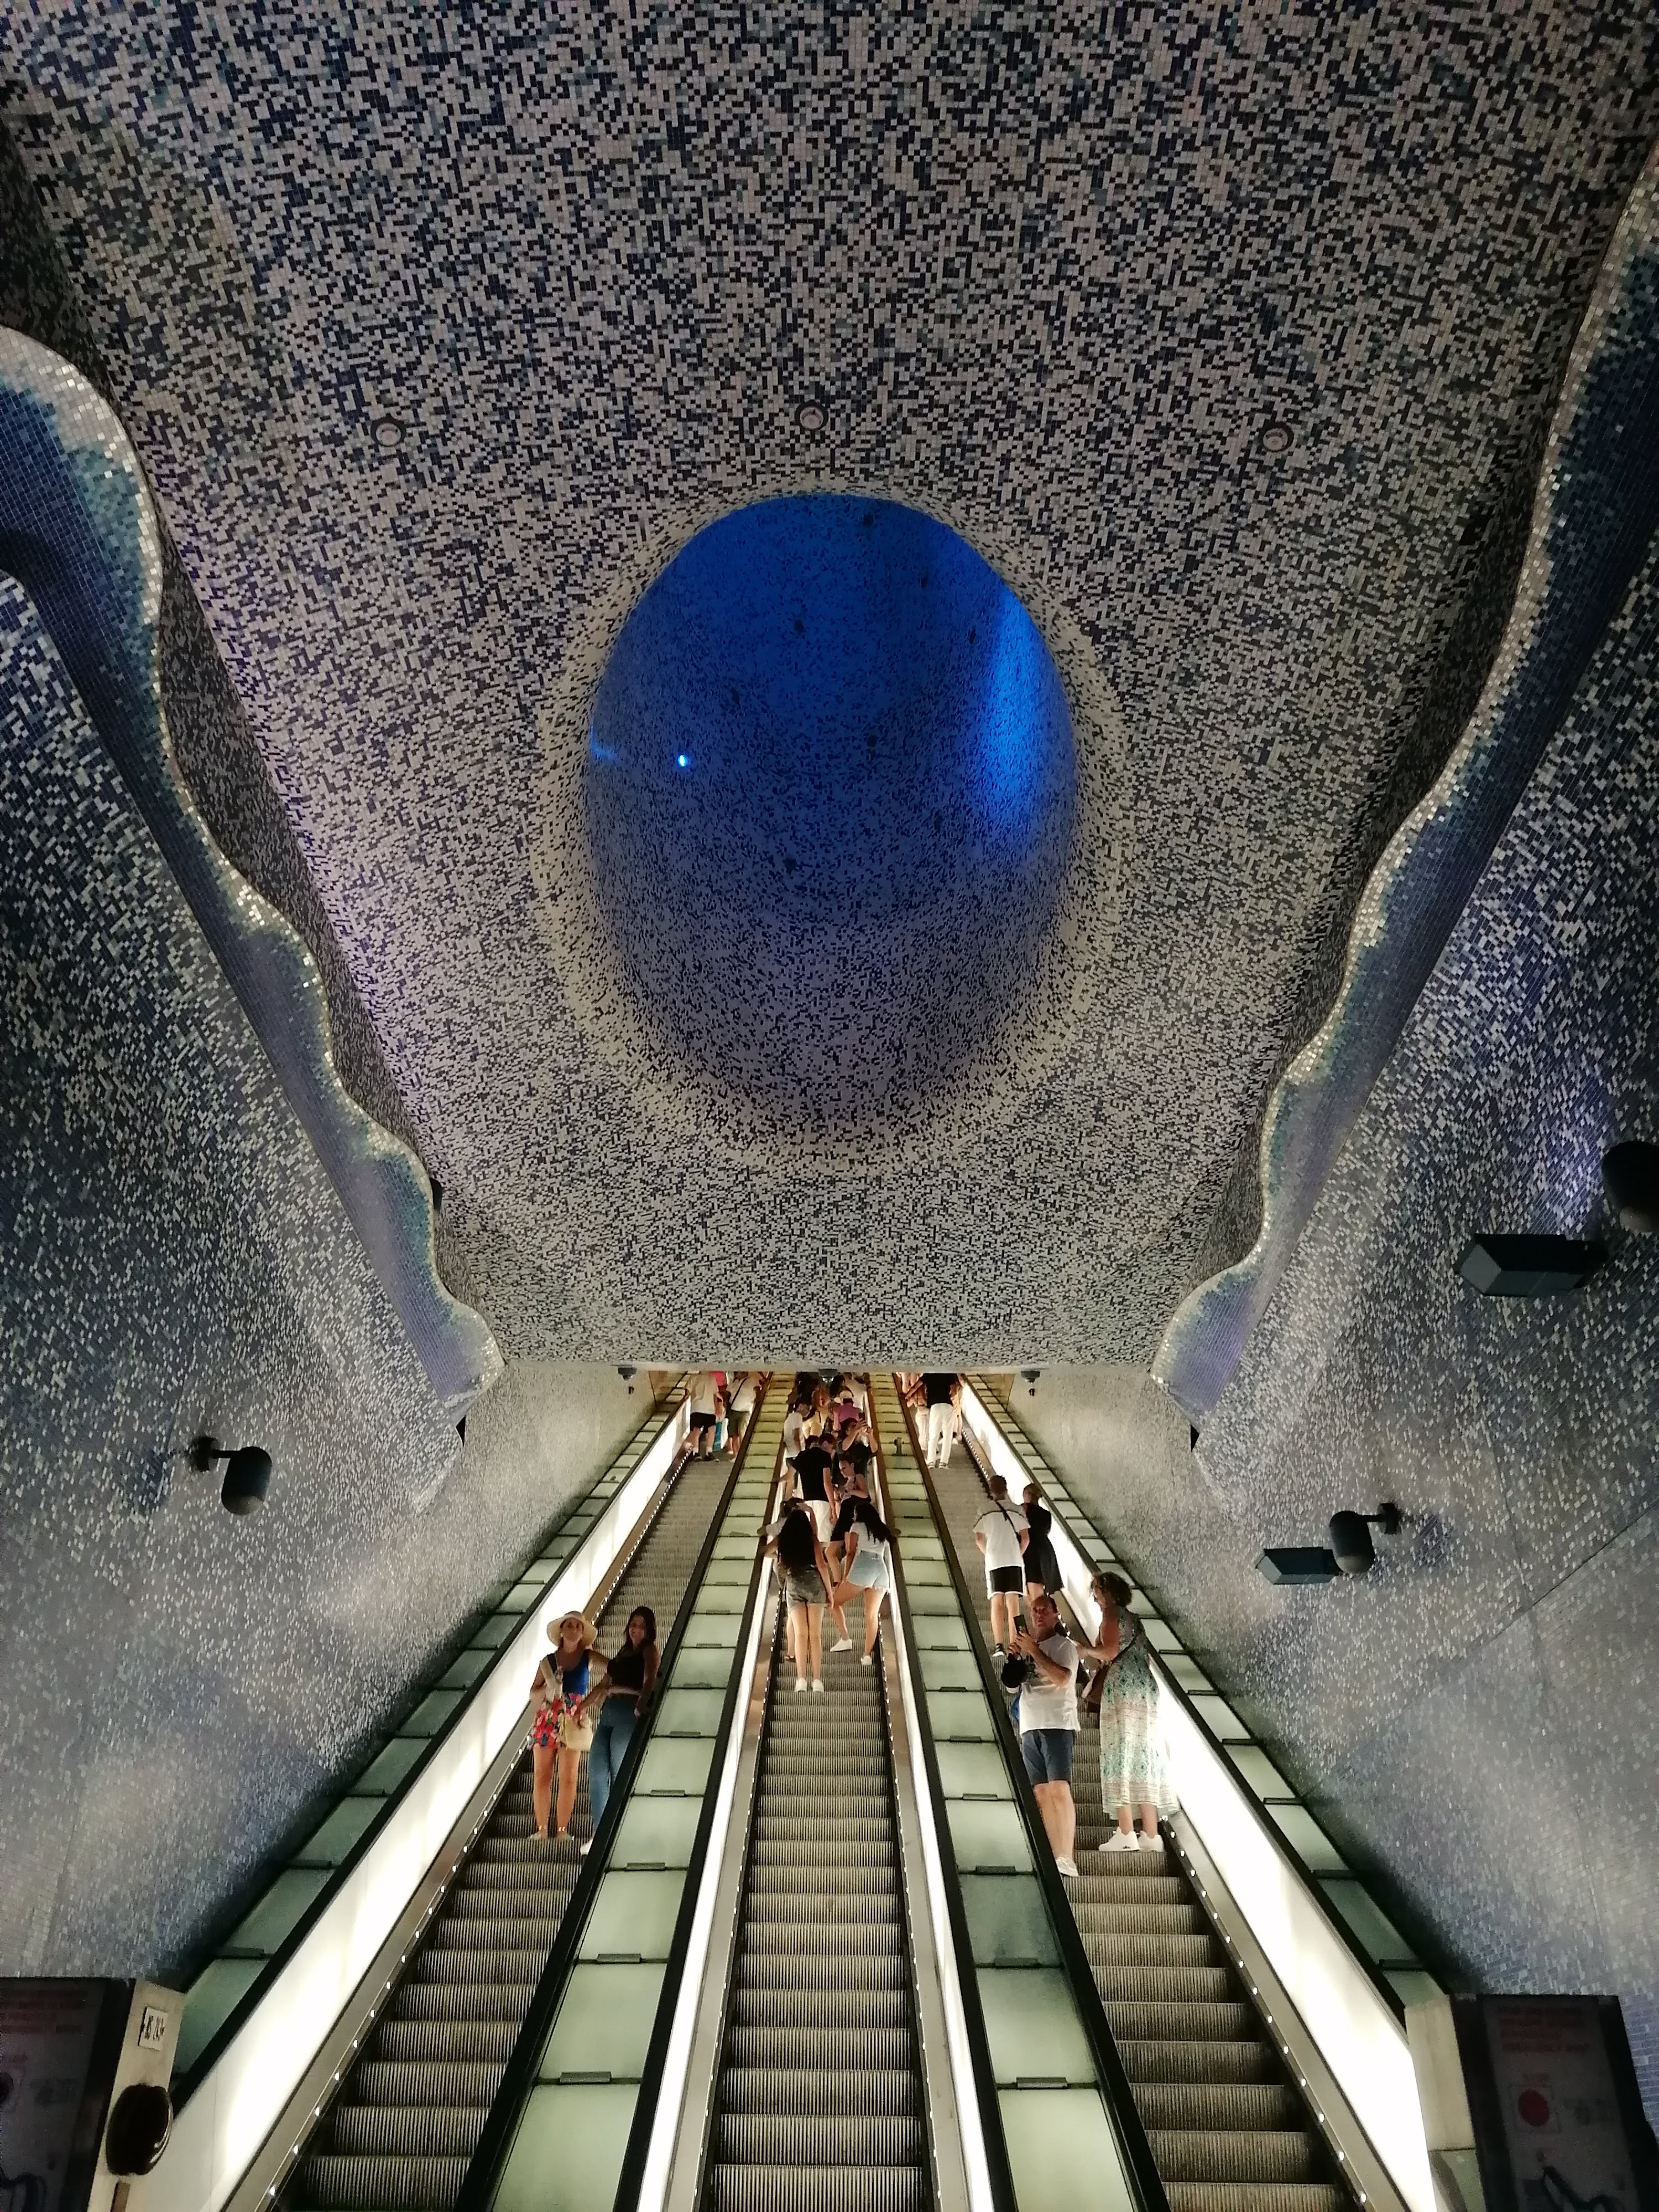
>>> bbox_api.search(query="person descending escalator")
[920,1369,958,1468]
[528,1613,597,1847]
[586,1605,658,1832]
[973,1472,1029,1656]
[1081,1569,1171,1854]
[824,1491,894,1664]
[1005,1589,1082,1879]
[765,1501,832,1694]
[1022,1479,1064,1604]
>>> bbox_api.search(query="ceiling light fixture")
[1019,1367,1040,1396]
[1260,423,1292,455]
[795,399,827,433]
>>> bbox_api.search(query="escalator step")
[719,2067,920,2116]
[1165,2187,1348,2212]
[292,2151,465,2209]
[715,2113,925,2166]
[1135,2083,1301,2131]
[322,2104,484,2158]
[1149,2127,1326,2182]
[724,2025,915,2072]
[707,2169,927,2212]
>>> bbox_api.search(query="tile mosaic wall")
[1006,523,1659,2111]
[3,8,1655,1360]
[0,570,641,1975]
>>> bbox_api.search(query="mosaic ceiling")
[4,6,1657,1363]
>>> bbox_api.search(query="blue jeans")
[589,1698,637,1830]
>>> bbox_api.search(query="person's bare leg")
[790,1603,810,1683]
[1033,1780,1066,1859]
[807,1606,823,1684]
[861,1592,880,1657]
[555,1748,580,1837]
[1053,1783,1076,1860]
[533,1744,555,1838]
[1140,1803,1161,1842]
[1117,1805,1135,1835]
[988,1592,1005,1646]
[829,1584,851,1643]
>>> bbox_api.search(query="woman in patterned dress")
[1082,1571,1171,1854]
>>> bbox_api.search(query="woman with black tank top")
[768,1503,832,1693]
[1022,1481,1063,1600]
[587,1606,658,1831]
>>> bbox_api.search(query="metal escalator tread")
[703,1627,931,2212]
[927,1439,1353,2212]
[284,1452,735,2212]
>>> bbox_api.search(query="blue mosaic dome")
[585,495,1077,1129]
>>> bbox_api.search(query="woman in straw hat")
[529,1611,598,1844]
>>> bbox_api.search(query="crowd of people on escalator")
[764,1372,894,1691]
[964,1458,1170,1877]
[524,1365,1169,1878]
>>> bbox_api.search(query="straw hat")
[549,1612,596,1650]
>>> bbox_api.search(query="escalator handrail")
[608,1414,784,2212]
[875,1386,1022,2212]
[456,1383,771,2212]
[904,1394,1173,2212]
[173,1385,687,2106]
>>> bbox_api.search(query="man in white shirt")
[686,1371,719,1458]
[972,1474,1029,1653]
[726,1371,757,1456]
[1010,1590,1081,1877]
[921,1371,957,1468]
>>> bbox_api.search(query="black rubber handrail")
[607,1417,784,2212]
[456,1385,773,2212]
[960,1397,1419,2023]
[173,1389,686,2104]
[873,1385,1021,2212]
[902,1390,1173,2212]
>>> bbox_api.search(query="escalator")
[927,1433,1349,2212]
[698,1554,931,2209]
[286,1446,738,2212]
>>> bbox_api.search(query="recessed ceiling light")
[796,400,827,432]
[1261,423,1292,455]
[373,418,405,450]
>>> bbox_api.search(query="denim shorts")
[1020,1726,1075,1786]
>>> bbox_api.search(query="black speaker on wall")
[1603,1140,1659,1234]
[1456,1234,1605,1296]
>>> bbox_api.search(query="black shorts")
[689,1411,716,1433]
[987,1565,1024,1594]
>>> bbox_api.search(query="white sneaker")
[1100,1829,1140,1853]
[860,1653,874,1667]
[1055,1856,1079,1878]
[1140,1831,1165,1852]
[831,1637,854,1653]
[812,1679,826,1694]
[794,1677,809,1694]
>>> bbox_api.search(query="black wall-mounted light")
[188,1436,274,1516]
[1258,1503,1401,1585]
[1456,1234,1605,1296]
[618,1364,637,1395]
[1019,1368,1040,1397]
[1603,1141,1659,1234]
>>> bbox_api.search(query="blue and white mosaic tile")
[3,8,1655,1360]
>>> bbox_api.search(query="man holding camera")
[1006,1590,1081,1879]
